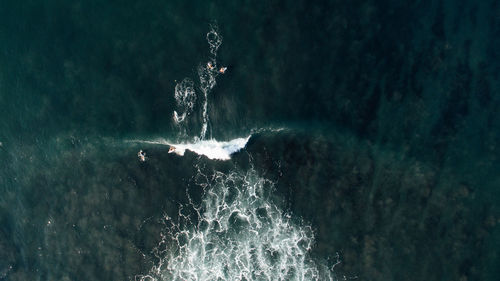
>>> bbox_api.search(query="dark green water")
[0,0,499,280]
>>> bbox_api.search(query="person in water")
[219,67,227,74]
[138,150,146,162]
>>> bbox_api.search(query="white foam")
[136,169,333,281]
[129,136,250,161]
[169,137,249,160]
[173,78,196,124]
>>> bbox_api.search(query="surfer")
[207,62,215,70]
[138,150,146,162]
[219,67,227,74]
[168,146,176,154]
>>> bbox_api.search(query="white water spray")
[128,136,249,160]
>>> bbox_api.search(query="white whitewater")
[168,136,250,160]
[130,136,250,160]
[136,169,334,281]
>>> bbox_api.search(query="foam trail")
[136,168,333,281]
[198,24,222,140]
[170,24,223,140]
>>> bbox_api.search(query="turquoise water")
[1,1,499,280]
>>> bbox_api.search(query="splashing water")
[136,168,333,281]
[167,136,250,160]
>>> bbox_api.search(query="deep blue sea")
[0,1,499,280]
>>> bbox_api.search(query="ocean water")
[0,1,499,280]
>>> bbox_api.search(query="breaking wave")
[128,136,250,161]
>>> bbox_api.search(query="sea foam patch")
[136,168,333,281]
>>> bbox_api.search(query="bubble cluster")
[136,168,333,281]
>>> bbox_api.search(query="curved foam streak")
[173,111,186,123]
